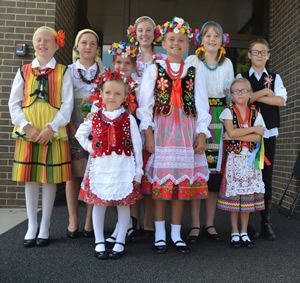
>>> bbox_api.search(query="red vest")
[91,110,133,157]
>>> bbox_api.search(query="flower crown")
[127,24,163,44]
[108,41,138,58]
[160,17,193,39]
[55,30,65,48]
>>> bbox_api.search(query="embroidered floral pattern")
[157,77,169,91]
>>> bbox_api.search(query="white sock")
[171,224,186,246]
[93,205,107,252]
[231,233,240,242]
[127,216,133,236]
[154,220,166,246]
[107,222,119,243]
[24,182,39,240]
[113,206,130,252]
[38,184,56,239]
[240,233,250,242]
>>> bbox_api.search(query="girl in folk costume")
[76,70,143,259]
[185,21,234,243]
[137,17,211,254]
[127,16,164,234]
[217,78,265,248]
[66,29,103,239]
[8,26,73,247]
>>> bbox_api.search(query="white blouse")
[75,107,143,183]
[185,55,234,100]
[136,59,211,138]
[9,57,74,133]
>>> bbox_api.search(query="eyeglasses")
[231,88,250,95]
[249,50,269,56]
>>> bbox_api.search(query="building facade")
[0,0,299,208]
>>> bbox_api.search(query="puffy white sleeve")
[254,112,266,128]
[274,74,287,105]
[8,69,31,132]
[194,65,212,137]
[224,58,234,99]
[75,118,93,154]
[219,108,232,123]
[130,115,143,183]
[48,67,74,132]
[136,64,157,131]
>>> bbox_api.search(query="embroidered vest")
[153,63,197,117]
[91,110,133,157]
[225,105,257,154]
[21,63,67,109]
[241,71,280,129]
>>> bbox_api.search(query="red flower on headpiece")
[56,30,65,47]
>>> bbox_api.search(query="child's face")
[113,55,135,78]
[77,33,98,62]
[101,80,126,111]
[202,26,222,53]
[248,43,270,69]
[231,82,251,105]
[136,20,155,47]
[33,30,58,61]
[162,32,189,60]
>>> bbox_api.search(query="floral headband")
[95,68,138,94]
[193,21,230,47]
[32,26,65,48]
[108,41,138,58]
[160,16,193,39]
[127,16,163,44]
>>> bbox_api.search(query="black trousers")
[262,136,276,202]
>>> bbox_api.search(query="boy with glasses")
[237,38,287,241]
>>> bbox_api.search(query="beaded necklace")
[165,58,184,80]
[202,59,219,71]
[78,63,100,84]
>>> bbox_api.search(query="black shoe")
[173,240,190,254]
[204,225,222,241]
[95,242,109,260]
[240,233,255,248]
[105,236,116,249]
[109,242,125,259]
[153,240,167,254]
[261,222,276,241]
[23,238,36,248]
[36,237,49,247]
[83,229,94,238]
[66,228,81,239]
[186,227,201,244]
[230,233,241,249]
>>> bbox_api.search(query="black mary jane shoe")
[95,242,109,260]
[230,233,241,249]
[126,216,138,242]
[186,227,201,244]
[36,237,49,247]
[109,242,125,259]
[83,229,94,238]
[240,233,255,249]
[23,238,36,248]
[204,225,222,242]
[173,240,190,254]
[105,236,116,249]
[66,228,81,239]
[153,240,167,254]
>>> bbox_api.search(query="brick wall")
[268,0,300,209]
[0,0,78,207]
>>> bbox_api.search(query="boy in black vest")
[237,38,287,241]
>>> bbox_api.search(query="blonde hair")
[32,26,57,44]
[230,78,253,93]
[72,29,103,70]
[134,16,156,29]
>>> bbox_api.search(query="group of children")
[8,15,287,259]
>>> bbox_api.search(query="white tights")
[93,205,130,252]
[24,182,56,240]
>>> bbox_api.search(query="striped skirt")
[12,139,72,184]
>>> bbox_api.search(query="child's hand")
[223,132,231,140]
[67,122,77,140]
[35,126,54,145]
[24,124,40,141]
[266,89,275,97]
[144,128,155,153]
[194,133,206,154]
[253,125,264,136]
[133,181,140,189]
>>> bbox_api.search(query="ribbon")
[171,79,182,124]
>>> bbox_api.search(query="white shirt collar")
[102,106,125,119]
[249,67,269,77]
[75,60,97,71]
[32,57,56,69]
